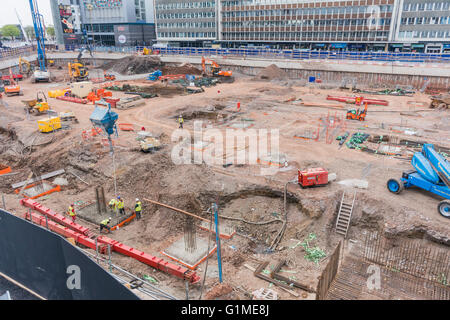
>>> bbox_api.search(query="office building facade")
[154,0,450,52]
[155,0,218,47]
[395,0,450,53]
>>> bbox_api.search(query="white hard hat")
[109,217,112,220]
[136,198,139,201]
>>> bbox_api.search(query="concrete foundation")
[22,182,56,198]
[162,237,217,270]
[199,221,235,240]
[76,202,132,227]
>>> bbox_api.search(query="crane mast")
[29,0,46,72]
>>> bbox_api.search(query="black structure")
[0,209,139,300]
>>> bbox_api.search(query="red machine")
[298,168,329,188]
[1,74,23,81]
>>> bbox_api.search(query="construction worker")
[117,196,125,215]
[109,198,117,214]
[134,198,142,220]
[68,204,76,223]
[178,115,184,129]
[100,217,112,233]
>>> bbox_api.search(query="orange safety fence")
[118,123,134,131]
[111,213,136,231]
[0,165,12,175]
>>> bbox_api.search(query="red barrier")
[21,199,200,284]
[22,211,97,249]
[326,95,388,106]
[56,96,89,104]
[97,236,200,284]
[21,199,90,236]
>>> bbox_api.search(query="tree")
[1,25,20,40]
[46,26,55,40]
[24,26,35,40]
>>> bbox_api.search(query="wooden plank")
[11,169,65,189]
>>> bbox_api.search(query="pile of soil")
[204,283,234,300]
[253,64,288,81]
[161,63,202,75]
[120,83,185,97]
[101,56,163,75]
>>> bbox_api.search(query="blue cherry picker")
[387,143,450,218]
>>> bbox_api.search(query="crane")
[387,143,450,218]
[15,9,30,44]
[28,0,51,82]
[201,56,234,83]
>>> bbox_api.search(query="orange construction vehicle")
[201,56,234,83]
[104,71,116,81]
[4,68,22,96]
[346,102,368,121]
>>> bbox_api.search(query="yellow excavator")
[68,62,89,82]
[68,48,89,82]
[19,57,34,77]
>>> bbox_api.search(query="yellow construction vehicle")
[68,48,90,82]
[22,91,50,115]
[38,117,61,133]
[143,47,151,55]
[68,62,89,82]
[19,57,34,77]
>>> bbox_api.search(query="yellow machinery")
[142,47,151,55]
[22,91,50,115]
[19,57,33,76]
[38,117,61,133]
[140,137,161,153]
[68,62,89,82]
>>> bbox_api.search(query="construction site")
[1,27,450,300]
